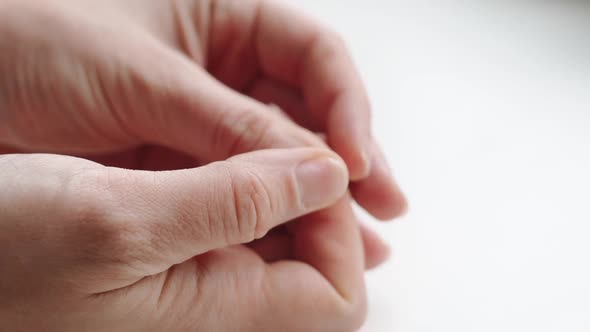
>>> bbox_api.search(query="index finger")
[255,1,372,179]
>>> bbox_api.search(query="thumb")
[99,148,348,275]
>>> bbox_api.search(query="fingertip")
[358,182,408,222]
[366,245,391,270]
[349,149,372,181]
[381,162,409,220]
[360,224,392,270]
[295,152,349,210]
[376,182,409,221]
[331,141,371,181]
[393,190,409,218]
[326,107,372,181]
[350,146,408,221]
[366,246,391,270]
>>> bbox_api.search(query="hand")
[0,0,406,221]
[0,149,366,331]
[0,1,403,328]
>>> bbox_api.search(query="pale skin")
[0,0,407,331]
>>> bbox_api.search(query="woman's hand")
[0,149,367,331]
[0,0,406,220]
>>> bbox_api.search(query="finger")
[249,77,319,131]
[88,148,349,277]
[89,160,365,330]
[255,1,372,180]
[102,240,363,331]
[260,196,367,331]
[122,41,325,164]
[247,228,293,263]
[250,77,407,220]
[119,39,406,221]
[290,196,365,302]
[359,223,391,270]
[248,222,391,270]
[228,197,367,331]
[92,246,275,331]
[143,0,369,179]
[351,142,408,220]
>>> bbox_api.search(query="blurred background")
[285,1,590,331]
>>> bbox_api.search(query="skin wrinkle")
[204,0,230,77]
[204,0,217,69]
[72,170,165,282]
[234,0,264,95]
[155,268,173,311]
[4,14,131,151]
[301,35,347,126]
[293,29,321,88]
[88,60,140,148]
[204,179,219,250]
[219,166,237,247]
[230,168,266,244]
[104,55,161,148]
[7,51,44,147]
[231,110,274,157]
[129,170,211,273]
[246,179,262,244]
[186,258,208,329]
[214,105,272,159]
[38,11,112,150]
[0,71,7,121]
[119,43,182,146]
[254,1,313,87]
[248,167,273,240]
[63,24,137,150]
[0,15,16,127]
[206,0,260,92]
[172,0,206,65]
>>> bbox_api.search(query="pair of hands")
[0,0,406,331]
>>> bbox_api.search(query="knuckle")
[332,292,368,332]
[63,168,145,267]
[225,166,274,244]
[315,30,348,59]
[346,298,368,331]
[214,108,274,158]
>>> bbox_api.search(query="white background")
[285,1,590,331]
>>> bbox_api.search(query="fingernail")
[295,156,349,209]
[360,149,372,175]
[350,149,371,181]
